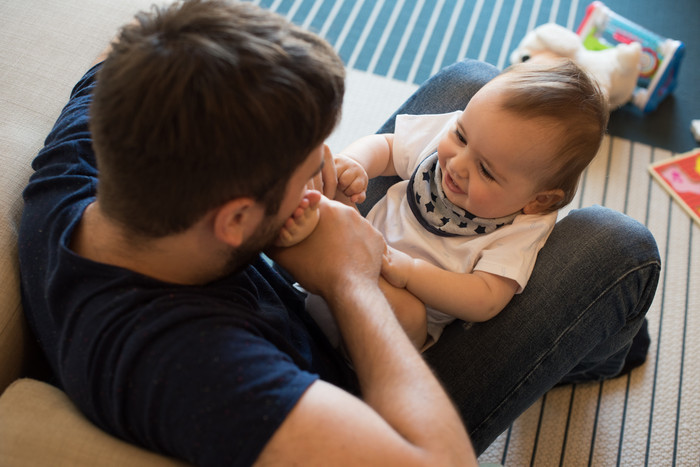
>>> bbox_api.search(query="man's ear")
[212,198,265,247]
[522,189,565,214]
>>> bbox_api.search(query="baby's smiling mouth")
[443,170,466,195]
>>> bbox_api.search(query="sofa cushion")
[0,379,189,466]
[0,0,158,392]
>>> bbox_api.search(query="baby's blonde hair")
[496,59,609,211]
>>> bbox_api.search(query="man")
[19,1,659,465]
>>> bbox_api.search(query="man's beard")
[221,214,283,275]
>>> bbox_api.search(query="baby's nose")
[449,158,469,180]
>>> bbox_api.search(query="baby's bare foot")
[275,194,321,247]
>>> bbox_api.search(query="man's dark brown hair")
[90,0,345,236]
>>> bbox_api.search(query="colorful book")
[649,148,700,225]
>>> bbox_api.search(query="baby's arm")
[275,190,322,247]
[382,246,518,323]
[334,134,397,204]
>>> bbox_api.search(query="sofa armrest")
[0,378,189,466]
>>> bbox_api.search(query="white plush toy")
[510,23,642,109]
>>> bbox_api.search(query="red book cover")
[649,148,700,225]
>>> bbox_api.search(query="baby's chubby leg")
[305,276,428,351]
[275,190,322,247]
[379,277,428,349]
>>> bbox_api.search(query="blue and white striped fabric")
[251,0,589,80]
[250,1,700,465]
[489,137,700,466]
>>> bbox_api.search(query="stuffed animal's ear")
[510,30,538,64]
[535,23,580,57]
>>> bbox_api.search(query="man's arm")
[265,199,476,466]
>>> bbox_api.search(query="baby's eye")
[454,128,467,145]
[479,163,495,181]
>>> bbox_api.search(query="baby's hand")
[334,155,369,204]
[275,190,322,247]
[381,245,413,289]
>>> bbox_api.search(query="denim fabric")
[426,206,659,453]
[361,59,661,454]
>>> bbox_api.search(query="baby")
[279,59,609,350]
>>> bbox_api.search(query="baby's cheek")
[436,138,448,157]
[436,147,450,172]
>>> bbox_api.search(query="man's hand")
[270,196,385,298]
[307,144,338,199]
[334,154,369,204]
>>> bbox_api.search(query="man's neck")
[71,202,225,285]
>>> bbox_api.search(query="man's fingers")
[320,144,337,198]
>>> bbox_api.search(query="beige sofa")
[0,0,191,463]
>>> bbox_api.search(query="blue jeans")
[360,60,661,454]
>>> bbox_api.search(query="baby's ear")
[523,189,565,214]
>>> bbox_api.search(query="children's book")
[649,148,700,225]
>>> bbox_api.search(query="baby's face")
[436,79,560,218]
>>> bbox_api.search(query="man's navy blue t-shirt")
[18,65,356,466]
